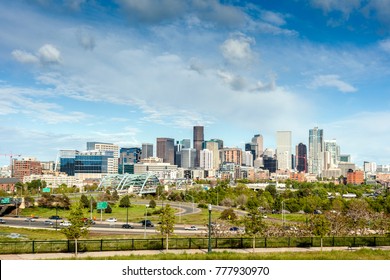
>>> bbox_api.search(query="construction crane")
[0,153,22,177]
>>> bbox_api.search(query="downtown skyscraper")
[276,131,292,170]
[193,126,204,168]
[308,127,324,175]
[156,138,175,165]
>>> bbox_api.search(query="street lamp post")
[144,205,149,239]
[126,205,129,225]
[208,204,212,253]
[90,195,93,220]
[186,194,195,213]
[55,204,58,231]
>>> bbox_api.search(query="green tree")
[104,203,112,213]
[119,195,131,208]
[149,199,157,209]
[61,202,89,257]
[112,189,119,202]
[310,214,330,251]
[243,209,266,252]
[157,204,176,251]
[219,208,237,221]
[79,194,90,209]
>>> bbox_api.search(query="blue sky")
[1,0,390,167]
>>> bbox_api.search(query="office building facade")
[308,127,324,175]
[141,143,154,159]
[193,126,204,167]
[156,137,175,165]
[296,143,307,173]
[276,131,292,170]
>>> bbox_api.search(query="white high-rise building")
[308,127,324,175]
[276,131,292,170]
[200,149,213,170]
[205,141,220,170]
[324,140,340,170]
[243,151,254,167]
[87,142,119,173]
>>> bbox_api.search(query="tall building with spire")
[308,127,324,175]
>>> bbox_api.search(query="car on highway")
[0,218,6,224]
[140,220,154,227]
[25,217,37,222]
[60,221,72,227]
[43,220,54,225]
[121,224,134,229]
[49,215,62,220]
[106,217,117,222]
[184,225,198,231]
[82,218,96,225]
[229,227,244,233]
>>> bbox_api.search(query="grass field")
[61,248,390,260]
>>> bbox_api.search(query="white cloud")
[324,111,390,164]
[76,28,96,50]
[38,44,61,64]
[64,0,86,11]
[11,50,39,64]
[309,0,361,16]
[310,74,357,93]
[217,70,248,91]
[379,38,390,52]
[220,34,256,66]
[12,44,61,65]
[260,10,286,26]
[116,0,187,23]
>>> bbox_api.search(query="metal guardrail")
[0,236,389,254]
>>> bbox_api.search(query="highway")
[0,216,208,236]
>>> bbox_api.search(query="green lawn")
[64,248,390,260]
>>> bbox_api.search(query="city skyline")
[1,1,390,166]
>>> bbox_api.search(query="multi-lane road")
[0,216,208,235]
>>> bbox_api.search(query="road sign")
[97,201,108,210]
[42,187,51,193]
[0,197,10,204]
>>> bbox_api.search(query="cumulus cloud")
[38,44,61,64]
[11,50,39,64]
[310,74,357,93]
[220,34,256,66]
[192,0,246,28]
[217,70,248,91]
[12,44,61,65]
[251,76,277,92]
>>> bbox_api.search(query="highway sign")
[97,201,108,210]
[42,187,51,193]
[0,197,10,204]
